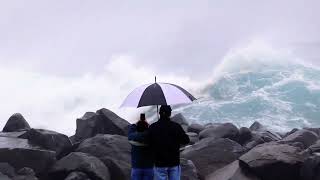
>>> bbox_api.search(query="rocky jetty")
[0,111,320,180]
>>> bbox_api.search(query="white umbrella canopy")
[120,78,196,108]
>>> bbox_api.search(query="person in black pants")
[148,105,190,180]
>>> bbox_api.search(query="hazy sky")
[0,1,319,134]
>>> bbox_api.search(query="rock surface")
[300,154,320,180]
[19,129,72,158]
[74,109,130,141]
[280,129,319,149]
[199,123,239,141]
[0,137,56,174]
[3,113,30,132]
[239,142,304,180]
[49,152,110,180]
[182,138,245,179]
[205,160,260,180]
[171,113,189,126]
[64,171,91,180]
[180,158,199,180]
[188,123,205,134]
[76,134,131,180]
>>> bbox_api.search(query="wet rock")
[19,129,72,158]
[75,109,130,141]
[49,152,110,180]
[0,137,56,174]
[199,123,239,141]
[0,172,11,180]
[300,154,320,180]
[239,142,304,180]
[64,171,91,180]
[76,134,131,180]
[249,121,265,132]
[0,163,16,177]
[187,124,205,134]
[280,129,318,149]
[171,113,189,126]
[308,140,320,153]
[187,132,199,145]
[238,127,252,145]
[3,113,30,132]
[181,138,245,179]
[181,158,199,180]
[205,160,260,180]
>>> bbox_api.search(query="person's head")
[159,105,172,119]
[136,113,149,132]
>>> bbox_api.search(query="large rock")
[308,140,320,153]
[0,163,16,178]
[19,129,72,158]
[181,138,245,179]
[300,154,320,180]
[239,142,304,180]
[280,129,318,149]
[171,113,189,126]
[249,121,266,132]
[74,109,130,141]
[206,161,260,180]
[188,123,205,134]
[0,137,56,174]
[238,127,252,145]
[199,123,239,141]
[0,172,11,180]
[187,132,199,145]
[49,152,110,180]
[181,158,199,180]
[65,171,91,180]
[3,113,30,132]
[76,134,131,180]
[0,131,27,138]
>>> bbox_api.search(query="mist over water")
[174,42,320,132]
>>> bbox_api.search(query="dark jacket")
[148,117,190,167]
[128,124,154,168]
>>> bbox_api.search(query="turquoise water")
[174,57,320,132]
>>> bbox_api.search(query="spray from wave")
[175,41,320,132]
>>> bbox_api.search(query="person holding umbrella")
[148,105,190,180]
[121,77,196,180]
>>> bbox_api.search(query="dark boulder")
[76,134,131,180]
[0,172,11,180]
[199,123,239,141]
[49,152,110,180]
[171,113,189,126]
[3,113,30,132]
[238,127,252,145]
[0,131,27,138]
[280,129,318,149]
[19,129,72,158]
[64,171,91,180]
[181,138,245,179]
[0,137,56,174]
[74,109,130,141]
[187,132,199,145]
[304,127,320,137]
[0,163,16,177]
[188,123,205,134]
[300,154,320,180]
[205,160,260,180]
[181,158,199,180]
[249,121,265,132]
[308,140,320,153]
[239,142,304,180]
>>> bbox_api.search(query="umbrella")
[120,77,196,109]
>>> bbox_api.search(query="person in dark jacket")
[128,113,154,180]
[148,105,190,180]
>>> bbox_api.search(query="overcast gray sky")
[1,0,319,78]
[0,0,319,134]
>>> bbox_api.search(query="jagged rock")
[239,142,304,180]
[308,140,320,153]
[181,138,245,179]
[75,109,130,141]
[280,129,318,149]
[0,163,16,177]
[187,132,199,145]
[64,171,91,180]
[171,113,189,126]
[205,160,260,180]
[0,131,27,138]
[0,172,11,180]
[249,121,265,132]
[300,154,320,180]
[304,127,320,137]
[188,123,205,134]
[19,129,72,158]
[199,123,239,141]
[181,158,199,180]
[284,128,299,138]
[13,175,38,180]
[49,152,110,180]
[17,168,35,176]
[3,113,30,132]
[76,134,131,180]
[0,137,56,174]
[238,127,252,145]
